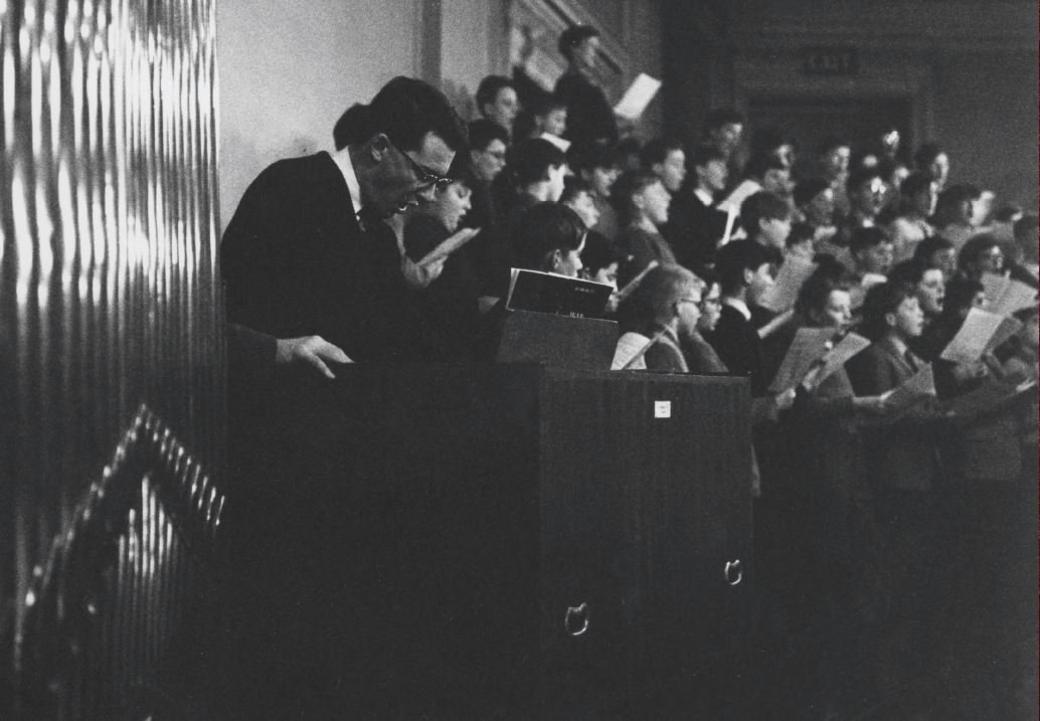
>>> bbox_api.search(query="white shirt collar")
[722,296,751,321]
[331,148,363,219]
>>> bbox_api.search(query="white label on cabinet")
[654,401,671,418]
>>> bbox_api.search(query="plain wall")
[933,51,1038,207]
[217,0,421,227]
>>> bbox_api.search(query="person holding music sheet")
[400,162,485,361]
[845,282,949,715]
[887,172,937,263]
[889,259,945,333]
[776,267,887,717]
[955,232,1006,283]
[611,264,704,373]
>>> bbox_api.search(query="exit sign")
[801,47,859,76]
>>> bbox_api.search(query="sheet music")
[809,332,871,388]
[881,364,936,411]
[981,272,1037,316]
[539,132,571,152]
[613,73,661,120]
[758,257,817,313]
[769,327,836,393]
[940,308,1022,364]
[417,227,480,267]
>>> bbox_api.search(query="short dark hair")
[569,141,621,173]
[750,126,792,155]
[560,175,593,205]
[512,202,587,271]
[529,93,567,117]
[509,137,567,186]
[610,170,662,224]
[740,191,790,236]
[889,259,928,286]
[689,143,726,169]
[860,281,917,340]
[558,25,599,60]
[715,240,773,296]
[336,77,468,154]
[913,235,955,266]
[957,233,1001,273]
[468,118,509,152]
[745,153,787,181]
[795,264,852,319]
[850,226,892,255]
[476,75,515,112]
[640,137,684,168]
[703,108,745,132]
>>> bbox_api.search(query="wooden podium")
[238,364,753,718]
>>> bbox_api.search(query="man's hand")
[275,335,352,379]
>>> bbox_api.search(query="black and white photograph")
[1,1,1037,718]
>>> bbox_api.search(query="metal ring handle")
[724,559,743,586]
[564,602,590,637]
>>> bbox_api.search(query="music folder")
[506,268,614,319]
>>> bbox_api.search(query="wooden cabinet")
[252,364,753,718]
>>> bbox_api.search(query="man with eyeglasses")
[222,76,468,379]
[218,77,471,719]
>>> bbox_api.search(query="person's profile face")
[641,180,671,226]
[711,123,742,155]
[592,262,619,289]
[565,190,600,229]
[471,139,507,182]
[930,153,950,189]
[805,188,835,226]
[587,166,619,197]
[854,177,886,216]
[574,36,599,70]
[485,87,519,130]
[697,282,723,331]
[657,150,686,193]
[889,296,924,338]
[431,181,471,232]
[553,242,584,278]
[747,263,775,304]
[815,289,852,330]
[858,241,895,275]
[370,131,455,217]
[543,108,567,137]
[822,146,850,177]
[676,286,702,334]
[916,269,945,315]
[977,244,1004,274]
[930,247,957,280]
[699,159,728,193]
[762,168,791,196]
[546,164,568,202]
[760,215,792,250]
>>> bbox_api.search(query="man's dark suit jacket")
[661,189,729,269]
[221,151,410,363]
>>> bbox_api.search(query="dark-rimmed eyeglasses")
[391,140,453,191]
